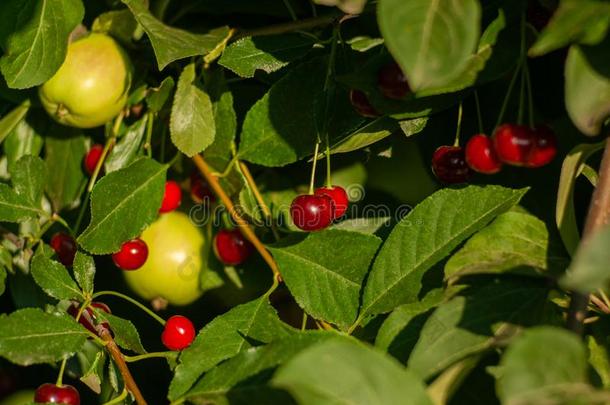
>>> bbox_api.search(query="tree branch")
[191,155,281,278]
[100,330,147,405]
[567,138,610,334]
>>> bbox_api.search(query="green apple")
[39,33,133,128]
[123,212,206,306]
[0,390,34,405]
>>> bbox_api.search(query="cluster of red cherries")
[289,185,349,232]
[432,123,557,184]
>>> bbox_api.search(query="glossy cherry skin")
[83,144,104,175]
[527,125,557,168]
[377,61,411,100]
[465,134,503,174]
[432,146,471,184]
[112,238,148,270]
[190,171,216,204]
[159,181,182,213]
[492,124,535,166]
[349,90,380,118]
[67,301,111,336]
[50,232,77,267]
[314,186,349,219]
[162,315,196,351]
[214,229,253,266]
[290,194,334,231]
[34,383,80,405]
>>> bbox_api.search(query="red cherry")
[190,171,216,204]
[290,194,334,231]
[83,144,104,176]
[432,146,471,184]
[112,238,148,271]
[162,315,196,351]
[213,229,253,266]
[349,90,380,118]
[34,383,80,405]
[527,125,557,168]
[159,181,182,213]
[465,134,503,174]
[492,124,535,166]
[67,301,111,336]
[50,232,77,267]
[314,186,349,219]
[377,61,411,100]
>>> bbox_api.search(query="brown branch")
[192,155,280,278]
[567,138,610,334]
[238,162,280,240]
[100,330,147,405]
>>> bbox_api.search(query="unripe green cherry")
[39,33,133,128]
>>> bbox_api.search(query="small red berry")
[314,186,349,219]
[465,134,503,174]
[159,181,182,213]
[112,238,148,271]
[162,315,196,351]
[527,125,557,168]
[50,232,77,267]
[349,90,380,118]
[214,229,253,266]
[432,146,471,184]
[377,61,411,100]
[190,171,215,204]
[83,144,104,176]
[290,194,334,231]
[67,301,111,336]
[34,383,80,405]
[492,124,535,166]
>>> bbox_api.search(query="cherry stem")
[55,357,68,386]
[102,388,128,405]
[494,61,522,131]
[300,312,308,331]
[123,351,178,363]
[325,145,332,188]
[517,66,526,125]
[239,162,280,240]
[145,112,154,158]
[309,142,321,195]
[524,62,535,128]
[282,0,298,21]
[454,102,463,147]
[192,154,281,278]
[474,91,484,134]
[92,291,166,326]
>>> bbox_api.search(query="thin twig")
[238,162,280,240]
[100,330,147,405]
[192,155,280,278]
[235,14,339,40]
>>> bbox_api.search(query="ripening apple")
[39,33,133,128]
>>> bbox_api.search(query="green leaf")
[95,312,145,354]
[377,0,481,91]
[170,63,215,157]
[238,57,326,167]
[427,355,481,405]
[92,9,138,47]
[331,217,392,235]
[0,308,88,366]
[408,279,548,379]
[565,45,610,136]
[72,251,95,296]
[146,76,175,113]
[168,296,295,400]
[269,230,381,329]
[359,185,527,319]
[104,116,147,173]
[313,0,367,14]
[185,331,340,403]
[328,117,398,155]
[0,266,6,296]
[77,158,167,254]
[0,100,29,145]
[219,34,314,78]
[0,0,84,89]
[4,113,44,174]
[30,246,82,301]
[273,339,433,405]
[556,141,606,255]
[79,348,106,394]
[204,68,236,161]
[588,322,610,389]
[496,327,588,404]
[529,0,610,56]
[44,130,88,212]
[11,155,46,206]
[121,0,230,70]
[445,211,568,282]
[560,225,610,294]
[0,183,42,223]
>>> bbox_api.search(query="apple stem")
[92,290,166,326]
[309,142,321,195]
[453,102,463,147]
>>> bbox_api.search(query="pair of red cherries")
[290,186,349,232]
[432,123,557,184]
